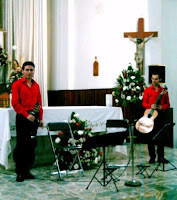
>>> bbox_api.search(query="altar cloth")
[0,106,123,169]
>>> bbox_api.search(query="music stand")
[148,123,176,178]
[83,127,128,192]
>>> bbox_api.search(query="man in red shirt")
[142,71,170,164]
[12,61,43,182]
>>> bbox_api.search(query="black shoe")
[16,175,24,182]
[158,158,169,163]
[149,158,155,164]
[24,172,35,179]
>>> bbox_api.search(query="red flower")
[123,73,127,78]
[99,152,102,156]
[76,122,81,126]
[58,131,63,136]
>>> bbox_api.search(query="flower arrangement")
[0,48,8,68]
[6,67,23,93]
[54,112,101,170]
[112,64,146,107]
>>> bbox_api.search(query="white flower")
[129,82,135,89]
[55,137,61,144]
[126,96,131,101]
[95,157,99,164]
[74,164,79,169]
[70,150,76,155]
[123,86,128,91]
[136,86,140,90]
[74,113,79,117]
[69,119,76,123]
[78,130,84,135]
[112,91,115,96]
[79,138,84,143]
[68,138,75,144]
[88,133,93,137]
[139,96,143,100]
[121,94,125,99]
[131,76,135,79]
[115,99,119,103]
[98,155,101,161]
[85,151,90,158]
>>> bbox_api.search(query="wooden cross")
[124,18,158,75]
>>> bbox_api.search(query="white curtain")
[33,0,48,107]
[6,0,48,106]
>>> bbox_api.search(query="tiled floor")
[1,144,177,200]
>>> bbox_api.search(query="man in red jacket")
[142,71,170,164]
[12,61,43,182]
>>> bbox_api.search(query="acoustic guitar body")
[135,85,167,134]
[135,109,158,134]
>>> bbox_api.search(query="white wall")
[48,0,154,90]
[161,0,177,147]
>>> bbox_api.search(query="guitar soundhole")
[147,113,152,118]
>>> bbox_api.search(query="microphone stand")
[125,121,142,187]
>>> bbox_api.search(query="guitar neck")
[148,109,154,118]
[155,94,162,105]
[147,91,163,118]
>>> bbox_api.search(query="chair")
[47,121,85,180]
[83,119,131,192]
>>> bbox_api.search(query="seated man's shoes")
[149,158,155,164]
[24,172,35,179]
[158,157,169,163]
[16,175,24,182]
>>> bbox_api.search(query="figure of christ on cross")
[124,18,158,75]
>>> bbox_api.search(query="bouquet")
[6,67,23,93]
[54,112,101,170]
[112,64,146,107]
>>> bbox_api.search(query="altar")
[0,106,123,169]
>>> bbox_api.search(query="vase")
[122,103,144,123]
[9,93,12,108]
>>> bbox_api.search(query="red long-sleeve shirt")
[11,77,43,120]
[142,85,170,111]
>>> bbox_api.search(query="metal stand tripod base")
[125,180,142,187]
[124,122,142,187]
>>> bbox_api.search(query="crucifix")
[124,18,158,75]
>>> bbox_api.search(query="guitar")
[135,86,168,134]
[29,102,40,116]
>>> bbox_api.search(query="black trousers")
[147,111,165,159]
[13,113,39,175]
[135,111,166,159]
